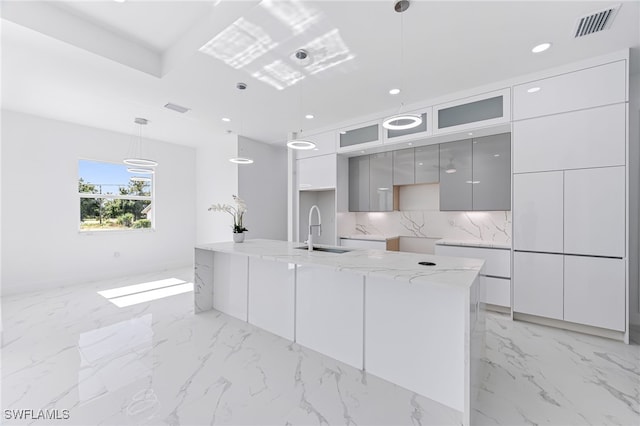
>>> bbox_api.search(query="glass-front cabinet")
[434,88,510,135]
[338,120,382,153]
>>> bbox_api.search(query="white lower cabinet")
[340,238,386,250]
[434,244,511,308]
[484,276,511,308]
[248,258,296,340]
[365,275,466,412]
[564,256,625,331]
[212,252,249,321]
[513,252,563,320]
[295,265,364,369]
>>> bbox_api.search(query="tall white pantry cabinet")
[512,58,629,341]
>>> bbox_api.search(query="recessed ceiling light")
[340,131,347,135]
[468,132,473,136]
[113,0,126,3]
[527,87,541,93]
[389,88,401,95]
[360,150,365,154]
[222,117,231,122]
[494,154,501,157]
[305,114,314,119]
[407,142,413,146]
[532,42,551,53]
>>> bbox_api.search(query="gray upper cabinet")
[414,145,439,184]
[369,152,394,212]
[439,139,473,211]
[349,156,370,212]
[393,148,414,185]
[472,133,511,211]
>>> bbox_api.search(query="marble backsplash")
[337,184,512,253]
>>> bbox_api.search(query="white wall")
[1,110,196,295]
[195,133,238,244]
[238,136,287,240]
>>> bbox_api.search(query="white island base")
[195,239,486,425]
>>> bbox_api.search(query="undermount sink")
[295,246,351,254]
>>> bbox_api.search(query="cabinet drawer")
[434,245,510,278]
[513,60,626,120]
[483,276,510,308]
[564,256,625,331]
[513,252,563,320]
[513,104,626,173]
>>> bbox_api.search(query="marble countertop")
[435,239,511,250]
[196,239,483,289]
[339,234,399,241]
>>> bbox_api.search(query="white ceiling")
[2,1,639,148]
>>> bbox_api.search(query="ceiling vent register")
[573,4,620,38]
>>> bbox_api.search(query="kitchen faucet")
[307,205,322,251]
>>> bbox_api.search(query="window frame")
[78,159,156,233]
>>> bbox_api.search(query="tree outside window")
[79,160,154,231]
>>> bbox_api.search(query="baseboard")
[513,312,626,342]
[485,303,510,314]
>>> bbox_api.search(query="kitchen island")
[194,239,485,426]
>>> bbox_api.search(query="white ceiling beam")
[1,0,162,77]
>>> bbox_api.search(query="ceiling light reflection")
[252,60,305,90]
[304,29,355,76]
[199,18,278,69]
[261,0,320,35]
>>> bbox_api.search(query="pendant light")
[124,118,158,168]
[287,50,316,151]
[383,0,422,131]
[229,82,255,164]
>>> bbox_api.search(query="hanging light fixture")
[124,118,158,168]
[383,0,422,131]
[287,49,317,151]
[229,82,255,165]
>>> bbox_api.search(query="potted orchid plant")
[208,195,248,242]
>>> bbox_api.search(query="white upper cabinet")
[564,167,625,258]
[513,60,626,120]
[433,88,510,134]
[296,130,336,160]
[513,171,563,253]
[297,154,336,190]
[513,103,626,173]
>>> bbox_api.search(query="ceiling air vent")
[573,4,620,38]
[164,102,190,114]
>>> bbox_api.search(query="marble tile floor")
[1,268,639,426]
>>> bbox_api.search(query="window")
[79,160,154,231]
